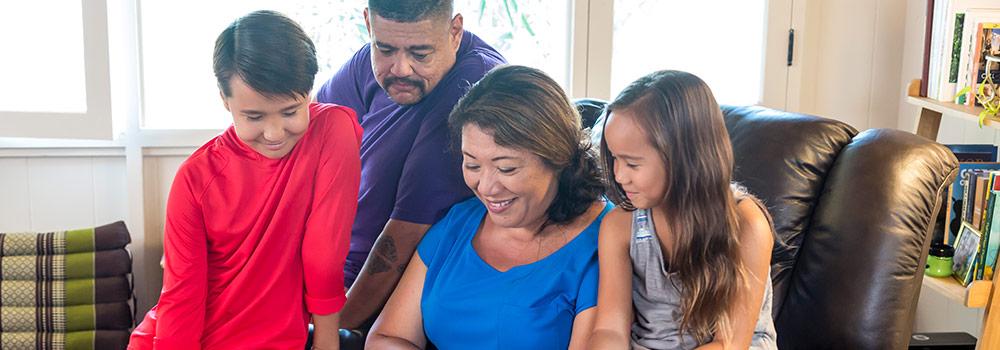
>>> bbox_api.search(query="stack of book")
[945,144,1000,286]
[921,1,1000,106]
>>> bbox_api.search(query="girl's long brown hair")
[601,70,747,342]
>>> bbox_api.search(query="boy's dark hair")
[368,0,453,22]
[214,10,317,99]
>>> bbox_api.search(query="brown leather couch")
[582,101,959,349]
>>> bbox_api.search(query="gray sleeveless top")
[629,194,778,350]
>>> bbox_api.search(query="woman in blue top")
[366,65,610,350]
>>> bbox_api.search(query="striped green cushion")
[1,330,129,350]
[0,222,133,350]
[1,277,130,307]
[0,222,130,257]
[1,250,131,280]
[1,302,131,332]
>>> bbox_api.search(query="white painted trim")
[0,0,114,140]
[570,0,590,99]
[761,0,794,109]
[143,147,197,157]
[785,0,819,114]
[136,129,222,148]
[585,0,613,100]
[0,148,125,158]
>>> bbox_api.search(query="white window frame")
[0,0,114,140]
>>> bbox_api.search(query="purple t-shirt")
[316,31,506,286]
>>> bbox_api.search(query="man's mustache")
[384,76,425,91]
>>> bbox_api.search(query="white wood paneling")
[135,154,189,314]
[869,0,908,130]
[0,156,127,232]
[791,0,909,132]
[0,158,31,232]
[896,0,927,134]
[811,0,877,130]
[92,157,127,226]
[27,158,96,231]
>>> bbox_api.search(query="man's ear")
[450,13,464,49]
[364,8,373,39]
[220,89,231,112]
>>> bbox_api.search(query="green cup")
[925,243,954,278]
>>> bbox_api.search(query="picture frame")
[953,221,983,286]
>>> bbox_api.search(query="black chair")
[581,100,958,349]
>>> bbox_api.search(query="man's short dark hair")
[214,10,317,98]
[368,0,453,22]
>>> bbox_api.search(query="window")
[610,0,768,105]
[138,1,367,129]
[0,0,112,139]
[139,0,571,130]
[457,0,572,89]
[0,2,86,113]
[1,0,789,138]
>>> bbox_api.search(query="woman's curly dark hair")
[448,65,604,229]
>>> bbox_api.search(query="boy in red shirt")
[129,10,361,349]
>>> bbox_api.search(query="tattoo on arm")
[370,255,391,274]
[369,235,398,275]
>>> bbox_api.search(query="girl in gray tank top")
[590,70,780,349]
[628,192,777,350]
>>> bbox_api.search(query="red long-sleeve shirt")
[129,103,362,349]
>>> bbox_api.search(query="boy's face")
[222,76,310,159]
[364,9,463,105]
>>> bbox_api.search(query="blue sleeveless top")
[418,198,612,349]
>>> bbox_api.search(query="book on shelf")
[946,144,998,162]
[929,0,951,99]
[952,169,1000,284]
[969,22,1000,107]
[956,9,1000,104]
[949,13,967,95]
[922,0,935,97]
[973,174,989,229]
[986,180,1000,280]
[978,177,1000,280]
[950,162,1000,244]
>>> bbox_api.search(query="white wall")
[0,156,127,232]
[787,0,908,131]
[0,149,193,317]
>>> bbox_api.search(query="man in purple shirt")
[314,0,506,334]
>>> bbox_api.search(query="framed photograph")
[953,222,983,286]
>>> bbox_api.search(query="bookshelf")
[906,86,999,349]
[923,276,992,307]
[906,95,991,140]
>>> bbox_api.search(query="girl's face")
[461,124,559,230]
[604,109,668,209]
